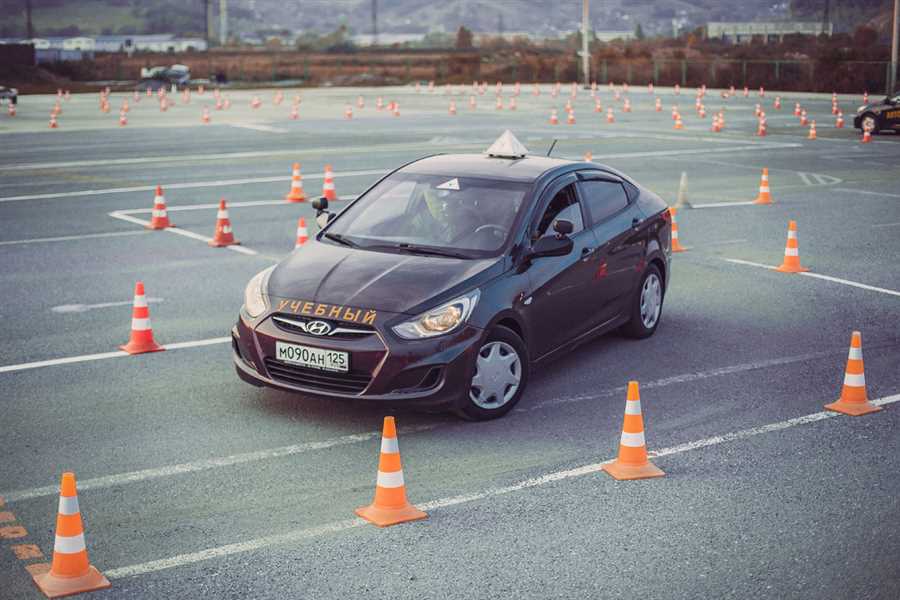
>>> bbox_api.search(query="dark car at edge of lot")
[854,91,900,133]
[232,132,673,420]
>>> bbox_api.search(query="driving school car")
[854,91,900,133]
[232,131,672,420]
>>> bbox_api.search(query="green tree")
[634,23,645,40]
[455,26,473,49]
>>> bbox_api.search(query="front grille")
[271,314,375,339]
[264,358,372,394]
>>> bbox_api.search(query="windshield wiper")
[390,243,470,259]
[322,232,359,248]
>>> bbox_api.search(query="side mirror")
[530,234,574,259]
[312,196,335,230]
[552,219,574,236]
[311,197,328,211]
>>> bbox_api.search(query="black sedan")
[854,91,900,133]
[233,132,672,420]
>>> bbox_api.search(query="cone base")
[753,197,773,205]
[208,239,240,247]
[146,222,172,230]
[775,264,810,273]
[355,503,427,527]
[285,196,306,203]
[671,244,687,253]
[824,400,883,416]
[33,566,111,599]
[119,341,165,355]
[602,460,666,481]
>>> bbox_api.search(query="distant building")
[351,33,425,46]
[63,37,95,51]
[593,30,635,42]
[706,21,833,43]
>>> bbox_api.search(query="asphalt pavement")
[1,83,898,599]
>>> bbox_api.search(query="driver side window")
[535,184,584,239]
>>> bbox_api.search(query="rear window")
[579,180,629,225]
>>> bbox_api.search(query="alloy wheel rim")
[469,341,521,409]
[640,273,662,329]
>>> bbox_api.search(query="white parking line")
[0,169,385,203]
[51,298,163,314]
[0,230,149,246]
[1,425,437,503]
[690,201,757,209]
[108,211,260,256]
[723,258,900,297]
[104,392,900,579]
[833,188,900,199]
[229,123,287,134]
[872,222,900,228]
[0,336,229,374]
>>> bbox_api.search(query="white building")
[706,21,833,43]
[63,37,95,51]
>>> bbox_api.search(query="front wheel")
[455,325,528,421]
[621,265,664,339]
[860,113,879,134]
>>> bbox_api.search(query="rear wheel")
[621,264,664,339]
[860,113,879,134]
[456,325,528,421]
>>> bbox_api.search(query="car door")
[523,174,601,358]
[885,95,900,131]
[576,173,647,325]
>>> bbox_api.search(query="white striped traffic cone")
[119,281,164,354]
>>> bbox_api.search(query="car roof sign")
[437,178,460,190]
[485,130,529,159]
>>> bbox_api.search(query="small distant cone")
[495,97,503,110]
[147,185,172,229]
[31,473,111,598]
[119,281,164,354]
[753,168,773,205]
[549,109,558,125]
[357,95,365,108]
[775,220,809,273]
[594,100,602,113]
[294,217,309,249]
[583,151,593,162]
[808,120,817,140]
[674,172,691,209]
[835,112,844,128]
[49,114,58,129]
[469,95,476,109]
[567,111,575,125]
[669,207,686,252]
[209,199,240,247]
[774,96,781,109]
[7,103,16,116]
[601,382,665,481]
[508,97,517,110]
[448,100,457,115]
[118,111,127,126]
[355,416,428,527]
[800,110,808,126]
[673,114,684,130]
[794,102,801,116]
[285,163,306,203]
[861,128,872,143]
[711,113,720,132]
[201,107,210,124]
[655,98,662,112]
[756,117,767,136]
[824,331,882,416]
[623,99,631,112]
[322,165,337,201]
[698,105,706,118]
[392,102,400,117]
[606,107,614,123]
[344,104,353,119]
[251,96,261,109]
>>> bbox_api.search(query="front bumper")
[232,312,483,409]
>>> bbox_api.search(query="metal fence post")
[601,59,607,84]
[680,59,687,86]
[626,62,632,84]
[775,60,780,82]
[741,60,747,84]
[652,60,658,84]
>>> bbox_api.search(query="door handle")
[581,246,595,256]
[632,217,643,228]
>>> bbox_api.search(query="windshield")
[324,172,530,257]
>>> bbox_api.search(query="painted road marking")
[724,258,900,298]
[103,392,900,579]
[116,195,359,216]
[1,425,437,503]
[833,188,900,199]
[51,298,163,314]
[3,344,883,503]
[0,230,149,246]
[0,169,386,203]
[108,211,260,256]
[690,201,757,209]
[229,123,287,134]
[797,172,842,186]
[0,337,229,375]
[872,222,900,228]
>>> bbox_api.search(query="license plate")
[275,341,349,373]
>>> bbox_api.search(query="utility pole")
[581,0,590,88]
[24,0,34,39]
[219,0,228,46]
[205,0,215,46]
[371,0,378,46]
[891,0,899,93]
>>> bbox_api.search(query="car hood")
[267,240,502,315]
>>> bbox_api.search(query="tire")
[860,113,879,134]
[455,325,529,421]
[620,264,664,339]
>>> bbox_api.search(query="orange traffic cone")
[654,97,662,112]
[549,109,558,125]
[775,220,809,273]
[119,281,164,354]
[344,104,353,119]
[294,217,309,249]
[147,185,172,230]
[49,114,58,129]
[753,168,773,205]
[808,120,817,140]
[285,163,306,202]
[201,107,210,124]
[673,114,684,130]
[567,111,576,125]
[392,102,400,117]
[448,100,457,115]
[669,207,686,252]
[583,151,593,162]
[118,111,127,126]
[835,112,844,128]
[355,416,427,527]
[209,199,239,247]
[602,382,665,481]
[861,128,872,143]
[31,473,110,598]
[825,331,882,416]
[322,165,337,201]
[606,107,614,123]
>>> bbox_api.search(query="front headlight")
[857,105,867,113]
[392,289,480,339]
[243,266,275,318]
